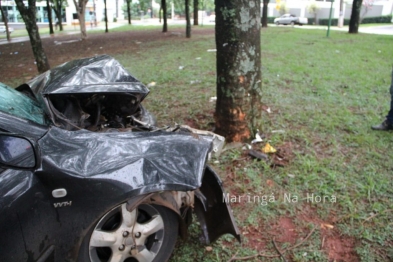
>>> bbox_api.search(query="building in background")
[0,0,126,26]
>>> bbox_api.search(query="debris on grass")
[209,96,217,102]
[147,82,156,87]
[248,149,268,161]
[262,143,277,154]
[251,130,264,144]
[179,66,184,70]
[207,49,217,52]
[271,130,285,134]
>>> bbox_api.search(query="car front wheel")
[88,203,178,262]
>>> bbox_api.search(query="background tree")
[51,0,67,31]
[15,0,50,73]
[261,0,269,27]
[104,0,108,33]
[185,0,190,37]
[215,0,262,142]
[307,1,320,25]
[193,0,198,25]
[126,0,131,24]
[72,0,88,39]
[0,0,11,41]
[161,0,167,32]
[349,0,363,33]
[46,0,54,34]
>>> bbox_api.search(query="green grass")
[5,26,393,261]
[109,27,393,261]
[120,27,393,261]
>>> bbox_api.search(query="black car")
[0,55,240,262]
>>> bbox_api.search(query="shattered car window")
[0,83,47,126]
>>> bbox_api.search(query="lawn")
[2,25,393,261]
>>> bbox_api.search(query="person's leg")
[372,68,393,130]
[387,70,393,124]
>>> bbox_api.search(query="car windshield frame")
[0,83,48,126]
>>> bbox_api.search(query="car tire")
[275,22,279,26]
[290,21,295,26]
[86,203,179,262]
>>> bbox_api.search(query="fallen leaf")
[262,143,277,153]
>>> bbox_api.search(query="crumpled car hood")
[38,127,213,192]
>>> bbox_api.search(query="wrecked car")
[0,55,240,262]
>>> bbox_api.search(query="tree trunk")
[0,2,11,41]
[53,9,63,31]
[46,0,54,35]
[15,0,50,73]
[193,0,198,26]
[162,0,167,32]
[262,0,269,28]
[349,0,363,33]
[104,0,108,33]
[73,0,88,39]
[185,0,191,38]
[127,0,131,24]
[53,0,64,31]
[215,0,262,142]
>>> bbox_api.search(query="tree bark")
[73,0,88,39]
[15,0,50,73]
[127,0,131,24]
[193,0,198,26]
[262,0,269,27]
[0,1,11,41]
[162,0,167,32]
[215,0,262,142]
[46,0,54,35]
[104,0,108,33]
[349,0,363,33]
[185,0,191,37]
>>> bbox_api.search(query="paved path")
[1,20,391,45]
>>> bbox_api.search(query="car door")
[0,133,59,262]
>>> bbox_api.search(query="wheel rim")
[89,203,165,262]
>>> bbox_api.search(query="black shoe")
[371,120,393,131]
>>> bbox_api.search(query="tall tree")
[0,1,11,41]
[15,0,50,73]
[46,0,54,35]
[72,0,89,39]
[215,0,262,142]
[185,0,190,37]
[126,0,132,24]
[349,0,363,33]
[161,0,168,32]
[193,0,198,25]
[261,0,269,27]
[51,0,66,31]
[104,0,108,33]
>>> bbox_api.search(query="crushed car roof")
[27,54,149,98]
